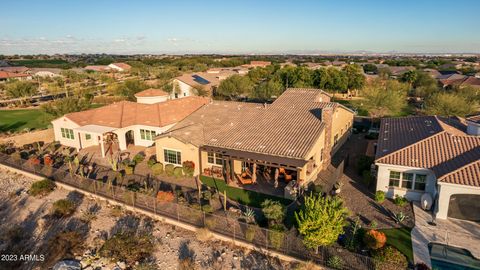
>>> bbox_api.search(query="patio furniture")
[237,173,253,185]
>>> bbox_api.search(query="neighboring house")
[108,62,132,72]
[0,71,32,82]
[438,74,480,89]
[155,88,354,198]
[29,68,63,78]
[134,88,170,104]
[52,96,209,157]
[388,66,415,78]
[423,68,442,79]
[241,61,271,68]
[172,72,221,99]
[374,115,480,221]
[84,65,110,72]
[303,62,323,70]
[206,67,249,76]
[0,66,30,73]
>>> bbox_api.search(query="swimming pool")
[429,243,480,270]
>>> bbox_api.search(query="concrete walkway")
[412,202,480,268]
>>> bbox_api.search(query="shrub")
[99,233,154,264]
[196,228,212,242]
[147,158,156,168]
[394,195,408,206]
[133,154,145,165]
[173,166,183,178]
[245,225,256,242]
[363,229,387,250]
[156,191,175,202]
[268,224,285,250]
[392,212,406,224]
[29,156,41,166]
[362,170,373,187]
[165,164,175,176]
[125,165,134,175]
[151,163,163,175]
[369,220,378,229]
[202,204,213,213]
[374,191,385,203]
[44,155,54,166]
[313,184,323,195]
[326,256,344,270]
[110,205,123,217]
[357,155,374,175]
[372,246,408,270]
[29,179,56,197]
[52,199,76,217]
[205,216,216,229]
[261,199,285,224]
[182,161,195,177]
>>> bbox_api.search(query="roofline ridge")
[375,130,447,163]
[438,159,480,181]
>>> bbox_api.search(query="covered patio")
[73,125,117,158]
[200,146,309,199]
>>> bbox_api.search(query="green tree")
[295,194,348,252]
[5,80,38,105]
[425,92,476,117]
[40,96,92,118]
[400,70,418,86]
[343,64,365,91]
[110,79,149,100]
[217,75,254,100]
[412,72,439,98]
[360,79,409,118]
[251,78,283,101]
[261,199,285,225]
[363,64,378,74]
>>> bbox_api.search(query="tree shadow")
[178,240,195,261]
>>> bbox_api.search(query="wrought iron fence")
[0,152,382,270]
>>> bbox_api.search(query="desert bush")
[165,164,175,176]
[147,158,156,168]
[394,195,408,206]
[357,155,374,175]
[29,179,56,197]
[178,257,196,270]
[369,220,378,229]
[182,161,195,177]
[99,233,154,264]
[326,256,344,269]
[362,170,373,187]
[196,228,212,242]
[392,212,406,224]
[261,199,285,224]
[363,229,387,250]
[156,191,175,202]
[204,216,216,229]
[268,224,285,250]
[44,155,54,166]
[202,204,213,213]
[52,199,76,217]
[125,165,134,175]
[110,205,123,217]
[173,166,183,178]
[245,224,256,242]
[42,231,85,268]
[133,153,145,164]
[151,163,163,175]
[372,246,408,270]
[374,191,385,203]
[29,156,41,165]
[294,261,322,270]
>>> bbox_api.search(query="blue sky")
[1,0,480,54]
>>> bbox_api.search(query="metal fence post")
[176,202,179,222]
[153,196,157,215]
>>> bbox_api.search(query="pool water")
[430,243,480,270]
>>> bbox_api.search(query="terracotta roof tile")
[134,88,169,97]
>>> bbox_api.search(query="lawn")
[379,227,413,262]
[200,175,292,208]
[0,109,51,133]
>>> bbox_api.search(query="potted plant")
[333,181,344,194]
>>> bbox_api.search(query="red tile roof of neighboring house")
[375,116,480,187]
[84,65,110,71]
[134,88,169,97]
[63,96,209,128]
[0,66,30,73]
[110,62,131,70]
[0,71,31,79]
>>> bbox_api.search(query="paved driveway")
[411,202,480,268]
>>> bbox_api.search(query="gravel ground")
[0,168,306,270]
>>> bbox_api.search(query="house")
[52,95,209,157]
[241,61,271,69]
[0,66,30,73]
[155,88,354,198]
[388,66,415,78]
[108,62,132,72]
[0,71,32,82]
[29,68,63,78]
[374,115,480,221]
[423,68,442,79]
[172,72,222,98]
[303,62,323,70]
[134,88,170,104]
[437,74,480,89]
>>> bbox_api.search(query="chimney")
[321,107,334,169]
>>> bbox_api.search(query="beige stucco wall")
[155,136,200,175]
[114,124,175,150]
[435,182,480,219]
[330,106,354,154]
[375,163,437,201]
[136,95,169,104]
[172,79,194,99]
[51,116,81,149]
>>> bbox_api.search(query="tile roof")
[84,65,110,71]
[375,116,480,187]
[162,88,344,160]
[0,66,29,73]
[64,96,209,128]
[0,71,31,79]
[110,62,131,70]
[134,88,169,97]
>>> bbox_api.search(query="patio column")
[77,132,83,149]
[274,168,279,188]
[252,163,257,184]
[99,134,106,158]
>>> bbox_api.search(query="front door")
[125,130,135,146]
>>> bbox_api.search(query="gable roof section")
[375,116,480,187]
[134,88,169,97]
[64,96,209,128]
[161,88,349,160]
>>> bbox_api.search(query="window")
[85,133,91,140]
[164,149,181,165]
[140,129,156,141]
[207,152,223,165]
[414,174,427,191]
[61,128,74,140]
[401,173,414,189]
[389,171,401,187]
